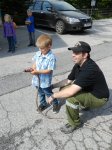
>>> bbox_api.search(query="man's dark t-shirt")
[68,58,109,99]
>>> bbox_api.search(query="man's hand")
[47,95,54,105]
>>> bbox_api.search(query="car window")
[33,1,42,10]
[53,1,76,11]
[28,5,34,10]
[42,2,52,11]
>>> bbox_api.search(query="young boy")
[31,34,59,113]
[25,10,35,47]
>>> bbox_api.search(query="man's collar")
[80,58,90,69]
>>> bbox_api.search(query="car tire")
[55,20,65,34]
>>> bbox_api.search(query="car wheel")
[55,20,65,34]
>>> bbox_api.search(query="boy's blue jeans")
[38,86,58,106]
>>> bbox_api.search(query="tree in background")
[97,0,112,9]
[0,0,112,23]
[65,0,91,9]
[0,0,31,24]
[65,0,112,9]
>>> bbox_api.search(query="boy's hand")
[47,95,54,105]
[24,68,34,72]
[31,70,38,75]
[25,21,31,25]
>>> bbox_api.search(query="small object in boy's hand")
[25,20,31,24]
[24,68,34,72]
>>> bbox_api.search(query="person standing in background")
[25,10,35,47]
[3,14,15,53]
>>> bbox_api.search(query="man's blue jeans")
[38,86,58,106]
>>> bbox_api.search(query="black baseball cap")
[68,41,91,53]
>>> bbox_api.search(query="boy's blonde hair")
[36,34,52,48]
[27,10,32,15]
[4,14,12,22]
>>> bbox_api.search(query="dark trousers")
[7,36,15,52]
[28,32,35,45]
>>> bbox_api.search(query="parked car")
[28,0,92,34]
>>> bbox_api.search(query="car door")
[32,1,42,26]
[41,1,57,28]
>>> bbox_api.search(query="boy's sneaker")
[38,104,48,112]
[53,104,60,113]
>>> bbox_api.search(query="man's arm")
[48,84,82,104]
[52,79,73,89]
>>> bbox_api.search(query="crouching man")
[48,41,109,134]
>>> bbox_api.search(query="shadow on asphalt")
[0,26,68,58]
[0,26,93,58]
[36,25,94,35]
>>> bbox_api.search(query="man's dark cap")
[68,41,91,53]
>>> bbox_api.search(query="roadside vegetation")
[65,0,112,19]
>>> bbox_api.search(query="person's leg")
[66,97,81,127]
[43,86,58,105]
[10,36,15,53]
[74,92,107,109]
[38,87,47,106]
[60,97,81,134]
[61,91,107,134]
[66,92,107,126]
[28,32,33,46]
[43,86,59,113]
[31,32,35,46]
[7,37,12,52]
[13,35,17,46]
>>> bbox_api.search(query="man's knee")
[67,96,77,103]
[66,97,79,110]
